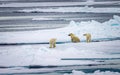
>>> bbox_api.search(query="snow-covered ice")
[0,40,120,66]
[0,0,120,75]
[18,6,120,13]
[0,13,120,74]
[0,40,120,74]
[0,15,120,43]
[64,70,120,75]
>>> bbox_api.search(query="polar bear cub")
[83,33,91,43]
[49,38,57,48]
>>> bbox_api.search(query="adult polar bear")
[68,33,80,43]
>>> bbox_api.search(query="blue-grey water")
[0,0,120,32]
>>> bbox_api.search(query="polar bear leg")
[53,43,56,48]
[49,43,53,48]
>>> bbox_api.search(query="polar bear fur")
[49,38,56,48]
[68,33,80,43]
[83,33,91,43]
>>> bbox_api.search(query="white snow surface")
[64,70,120,75]
[0,40,120,66]
[18,6,120,13]
[0,15,120,43]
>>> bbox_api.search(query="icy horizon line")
[1,1,120,7]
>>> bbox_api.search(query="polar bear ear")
[71,33,74,34]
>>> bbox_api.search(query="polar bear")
[83,33,91,43]
[49,38,57,48]
[68,33,80,43]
